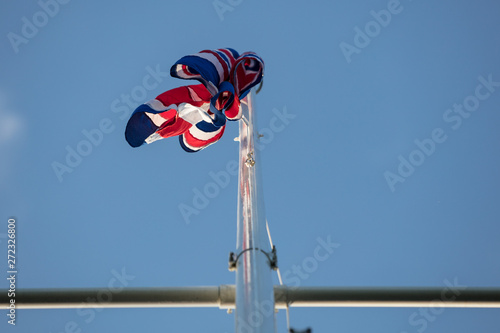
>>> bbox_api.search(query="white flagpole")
[233,91,276,333]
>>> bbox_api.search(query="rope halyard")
[266,219,291,332]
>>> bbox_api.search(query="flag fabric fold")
[170,48,240,96]
[125,48,264,152]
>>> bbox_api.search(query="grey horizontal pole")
[275,286,500,308]
[2,286,500,310]
[2,286,234,309]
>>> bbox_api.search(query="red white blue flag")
[125,48,264,152]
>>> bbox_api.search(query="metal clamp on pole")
[228,246,277,271]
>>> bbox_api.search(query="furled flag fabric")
[170,48,240,96]
[125,48,264,152]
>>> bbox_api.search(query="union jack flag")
[125,48,264,152]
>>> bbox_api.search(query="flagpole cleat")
[245,152,255,167]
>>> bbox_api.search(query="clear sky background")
[1,0,500,332]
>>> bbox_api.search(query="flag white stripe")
[195,53,225,86]
[146,99,178,112]
[177,103,213,125]
[145,112,169,127]
[188,123,223,141]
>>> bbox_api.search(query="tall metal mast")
[233,92,276,333]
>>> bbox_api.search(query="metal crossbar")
[3,286,500,309]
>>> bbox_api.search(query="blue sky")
[1,0,500,332]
